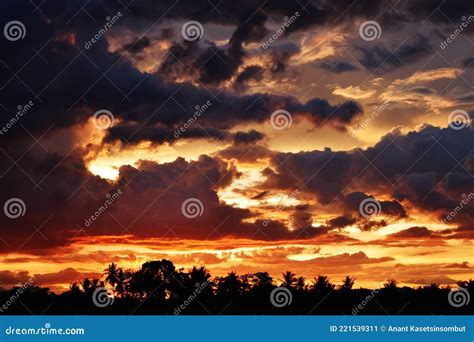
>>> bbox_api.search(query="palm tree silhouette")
[340,276,356,290]
[296,276,306,291]
[189,266,211,285]
[115,269,130,297]
[253,272,273,288]
[384,279,398,289]
[312,275,335,295]
[3,258,471,315]
[69,282,81,294]
[216,272,242,298]
[104,263,120,292]
[281,271,297,288]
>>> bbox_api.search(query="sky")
[0,0,473,292]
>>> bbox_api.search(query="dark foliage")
[0,260,472,315]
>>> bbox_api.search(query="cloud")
[393,68,462,86]
[356,35,431,72]
[233,130,265,144]
[318,60,358,73]
[260,125,473,227]
[332,85,377,100]
[389,226,433,238]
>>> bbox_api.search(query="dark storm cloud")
[233,66,264,92]
[403,0,474,25]
[219,144,272,163]
[267,42,301,74]
[159,12,268,86]
[356,35,431,72]
[233,130,265,144]
[261,125,474,227]
[103,89,363,144]
[0,0,370,160]
[0,145,326,254]
[0,0,473,254]
[121,37,151,54]
[104,122,231,144]
[318,60,358,74]
[326,215,357,229]
[408,86,435,95]
[342,192,407,219]
[100,0,384,34]
[389,226,432,238]
[463,57,474,68]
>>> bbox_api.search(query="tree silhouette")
[0,259,471,315]
[312,275,335,295]
[281,271,297,288]
[340,276,356,290]
[216,272,242,299]
[104,263,120,292]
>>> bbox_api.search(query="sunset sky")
[0,0,473,292]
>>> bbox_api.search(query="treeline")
[0,260,472,315]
